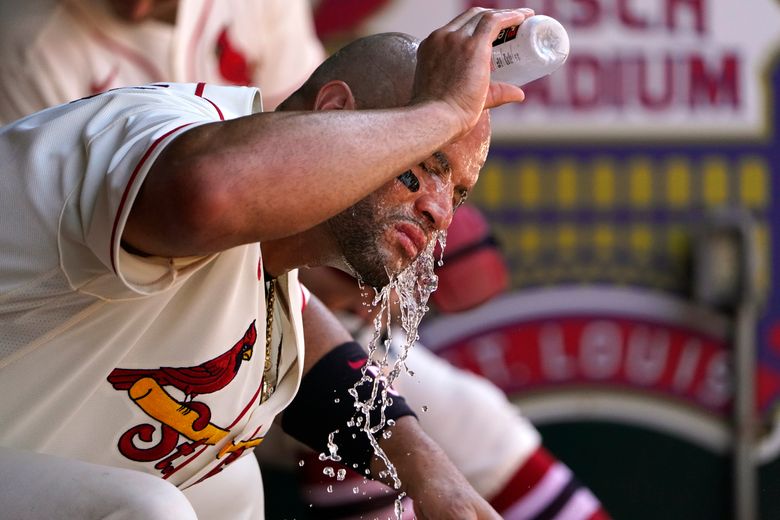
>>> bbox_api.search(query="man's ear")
[314,80,356,111]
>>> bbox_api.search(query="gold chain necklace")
[261,278,282,403]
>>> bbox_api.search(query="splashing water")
[323,229,447,519]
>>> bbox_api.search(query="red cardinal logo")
[215,27,254,85]
[107,321,257,401]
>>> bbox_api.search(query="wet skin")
[327,113,491,287]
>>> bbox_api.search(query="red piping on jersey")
[161,444,210,480]
[63,0,164,82]
[187,0,214,80]
[194,82,224,120]
[226,380,263,430]
[490,446,555,511]
[110,123,195,273]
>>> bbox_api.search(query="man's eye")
[397,170,420,192]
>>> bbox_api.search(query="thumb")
[484,83,525,109]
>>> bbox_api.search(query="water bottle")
[491,15,570,86]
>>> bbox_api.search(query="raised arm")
[123,8,532,258]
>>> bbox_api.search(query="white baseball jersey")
[0,0,325,124]
[0,83,306,517]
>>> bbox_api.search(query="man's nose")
[414,189,453,231]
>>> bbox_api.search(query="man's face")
[328,114,491,287]
[106,0,179,23]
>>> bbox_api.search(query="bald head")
[278,33,420,111]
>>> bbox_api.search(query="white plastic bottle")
[491,15,570,87]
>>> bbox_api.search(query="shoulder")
[65,83,262,122]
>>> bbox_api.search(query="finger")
[437,6,488,32]
[472,8,535,40]
[442,7,534,35]
[484,83,525,109]
[452,8,535,39]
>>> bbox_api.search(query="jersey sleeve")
[57,84,259,298]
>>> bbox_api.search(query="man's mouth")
[393,222,428,260]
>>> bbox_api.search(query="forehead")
[441,114,491,189]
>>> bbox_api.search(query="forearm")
[372,416,501,519]
[125,100,460,257]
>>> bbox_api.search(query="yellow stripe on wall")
[665,157,691,208]
[557,224,578,256]
[593,157,616,209]
[628,157,653,208]
[739,156,768,209]
[630,224,653,255]
[754,222,771,294]
[518,226,542,257]
[556,159,578,209]
[519,159,542,208]
[593,224,615,258]
[477,160,505,209]
[702,156,729,207]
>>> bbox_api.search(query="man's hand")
[413,7,534,137]
[372,416,502,519]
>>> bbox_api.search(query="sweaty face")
[328,114,491,287]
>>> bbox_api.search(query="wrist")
[370,415,446,491]
[409,98,472,142]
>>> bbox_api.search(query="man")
[1,2,612,517]
[0,7,533,520]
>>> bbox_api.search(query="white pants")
[0,446,264,519]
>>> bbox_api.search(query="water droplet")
[353,486,360,494]
[323,466,335,477]
[422,405,428,412]
[298,459,305,467]
[337,469,347,481]
[394,495,405,518]
[340,236,443,511]
[326,484,333,493]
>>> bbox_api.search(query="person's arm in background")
[290,295,501,520]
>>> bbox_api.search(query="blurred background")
[3,0,778,518]
[302,1,780,519]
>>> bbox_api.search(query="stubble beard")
[327,199,399,288]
